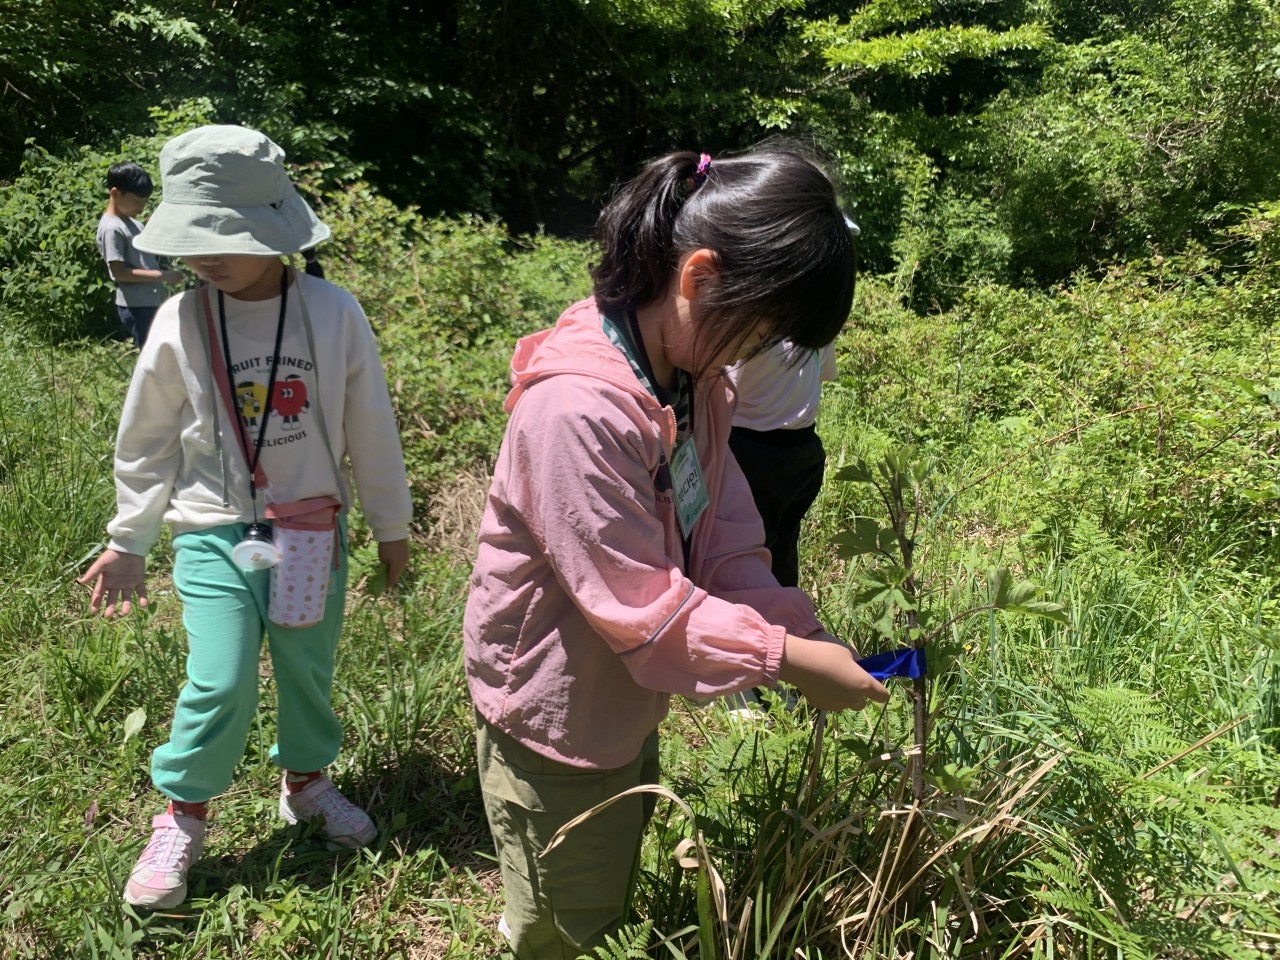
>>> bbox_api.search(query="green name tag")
[671,438,709,540]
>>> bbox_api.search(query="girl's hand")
[78,549,148,618]
[377,538,409,590]
[779,633,890,711]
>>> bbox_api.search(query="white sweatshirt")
[107,272,412,555]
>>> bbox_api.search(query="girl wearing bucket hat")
[79,125,413,910]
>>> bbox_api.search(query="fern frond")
[591,920,655,959]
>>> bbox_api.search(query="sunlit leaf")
[122,707,146,744]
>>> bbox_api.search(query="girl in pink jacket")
[464,143,889,959]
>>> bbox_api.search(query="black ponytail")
[590,140,856,374]
[591,151,703,316]
[302,247,325,279]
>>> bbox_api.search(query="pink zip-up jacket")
[464,298,825,769]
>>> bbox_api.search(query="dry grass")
[423,467,490,559]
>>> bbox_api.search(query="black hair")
[106,162,154,197]
[591,140,857,374]
[302,247,325,279]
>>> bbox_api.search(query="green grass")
[4,254,1280,959]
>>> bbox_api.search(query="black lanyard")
[218,267,288,504]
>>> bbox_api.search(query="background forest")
[2,0,1280,957]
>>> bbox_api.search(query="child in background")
[79,125,413,911]
[464,143,889,959]
[95,162,185,347]
[726,339,838,588]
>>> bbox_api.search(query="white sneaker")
[279,775,376,848]
[123,812,206,909]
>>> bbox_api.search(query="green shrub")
[0,98,214,345]
[312,179,591,512]
[838,227,1280,574]
[0,142,123,343]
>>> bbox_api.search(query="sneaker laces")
[297,780,363,828]
[138,821,197,873]
[311,784,353,821]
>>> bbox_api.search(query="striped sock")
[168,799,209,820]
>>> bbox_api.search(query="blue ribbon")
[857,647,927,681]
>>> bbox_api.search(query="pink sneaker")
[279,775,376,848]
[123,812,206,909]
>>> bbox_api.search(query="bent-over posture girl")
[464,143,889,959]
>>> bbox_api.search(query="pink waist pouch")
[265,497,341,627]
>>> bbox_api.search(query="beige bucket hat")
[134,124,330,258]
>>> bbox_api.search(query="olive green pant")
[477,717,660,959]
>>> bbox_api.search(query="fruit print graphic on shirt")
[233,354,314,449]
[271,375,310,428]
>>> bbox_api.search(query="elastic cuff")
[761,623,787,686]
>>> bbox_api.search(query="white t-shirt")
[726,341,837,431]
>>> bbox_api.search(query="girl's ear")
[677,248,720,301]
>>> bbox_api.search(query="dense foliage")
[4,0,1278,281]
[2,0,1279,957]
[3,242,1278,956]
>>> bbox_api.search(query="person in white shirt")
[726,340,837,587]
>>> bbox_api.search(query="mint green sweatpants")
[151,521,348,803]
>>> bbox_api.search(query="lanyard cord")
[218,267,289,506]
[625,309,696,568]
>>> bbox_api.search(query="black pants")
[728,424,826,588]
[116,303,158,348]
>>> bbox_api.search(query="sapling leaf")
[989,568,1069,623]
[853,582,895,607]
[833,461,875,484]
[867,564,909,588]
[889,588,916,612]
[833,517,888,557]
[988,567,1014,606]
[1004,599,1070,624]
[990,567,1039,607]
[1003,581,1039,607]
[874,606,897,638]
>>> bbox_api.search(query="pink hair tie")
[691,152,712,188]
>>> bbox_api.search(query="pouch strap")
[295,284,348,512]
[265,496,343,568]
[265,495,342,525]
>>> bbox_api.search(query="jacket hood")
[505,297,677,449]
